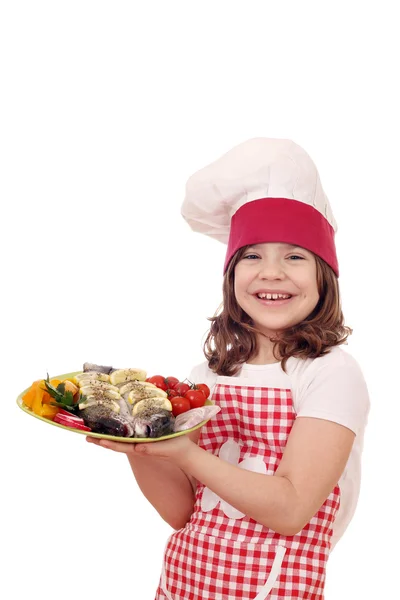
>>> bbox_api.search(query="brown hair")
[203,246,352,376]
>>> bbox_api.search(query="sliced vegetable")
[54,412,91,431]
[22,380,42,409]
[41,404,60,420]
[44,375,82,411]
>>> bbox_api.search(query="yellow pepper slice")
[41,404,60,420]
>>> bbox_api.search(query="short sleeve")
[188,361,218,394]
[296,352,370,436]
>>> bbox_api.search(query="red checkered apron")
[155,379,340,599]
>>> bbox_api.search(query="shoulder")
[287,347,370,436]
[287,346,366,385]
[188,361,218,390]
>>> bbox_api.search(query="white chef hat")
[181,137,339,276]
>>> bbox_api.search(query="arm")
[87,429,201,531]
[136,417,355,535]
[126,429,201,530]
[126,454,195,530]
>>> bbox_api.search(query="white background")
[1,1,398,598]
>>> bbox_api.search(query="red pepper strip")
[54,413,91,431]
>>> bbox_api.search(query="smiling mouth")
[255,293,292,301]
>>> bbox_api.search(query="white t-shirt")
[189,345,370,549]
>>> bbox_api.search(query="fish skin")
[133,407,175,438]
[80,363,175,438]
[83,362,114,374]
[79,399,135,437]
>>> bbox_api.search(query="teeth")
[257,293,291,300]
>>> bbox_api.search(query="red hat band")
[224,197,339,276]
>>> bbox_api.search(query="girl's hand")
[86,433,196,465]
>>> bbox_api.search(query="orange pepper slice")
[22,380,42,409]
[23,377,78,416]
[32,382,48,416]
[50,378,61,387]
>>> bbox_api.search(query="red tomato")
[194,383,210,399]
[185,389,206,409]
[170,396,191,416]
[167,388,179,399]
[174,382,190,396]
[147,375,168,391]
[165,376,179,389]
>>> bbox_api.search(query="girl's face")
[234,242,319,336]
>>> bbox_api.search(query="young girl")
[87,138,370,599]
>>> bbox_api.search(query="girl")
[87,138,370,599]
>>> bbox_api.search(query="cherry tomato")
[165,376,179,389]
[193,383,210,399]
[174,382,190,396]
[170,396,191,416]
[167,388,179,399]
[185,389,206,409]
[147,375,168,391]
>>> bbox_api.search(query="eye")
[287,255,304,260]
[242,253,260,260]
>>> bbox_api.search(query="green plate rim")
[16,371,213,443]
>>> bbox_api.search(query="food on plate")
[146,375,169,391]
[192,383,210,399]
[165,376,179,389]
[170,396,191,416]
[22,377,65,418]
[82,363,114,374]
[109,368,147,385]
[184,389,207,409]
[54,411,91,431]
[132,397,173,415]
[173,405,221,432]
[44,377,81,411]
[131,405,175,438]
[125,382,168,404]
[20,362,215,439]
[174,382,191,396]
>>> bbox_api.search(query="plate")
[16,371,213,443]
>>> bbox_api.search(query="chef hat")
[181,137,339,276]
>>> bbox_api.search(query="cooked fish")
[79,362,174,438]
[80,400,136,437]
[83,362,114,374]
[132,407,175,438]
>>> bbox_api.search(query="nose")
[257,259,285,280]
